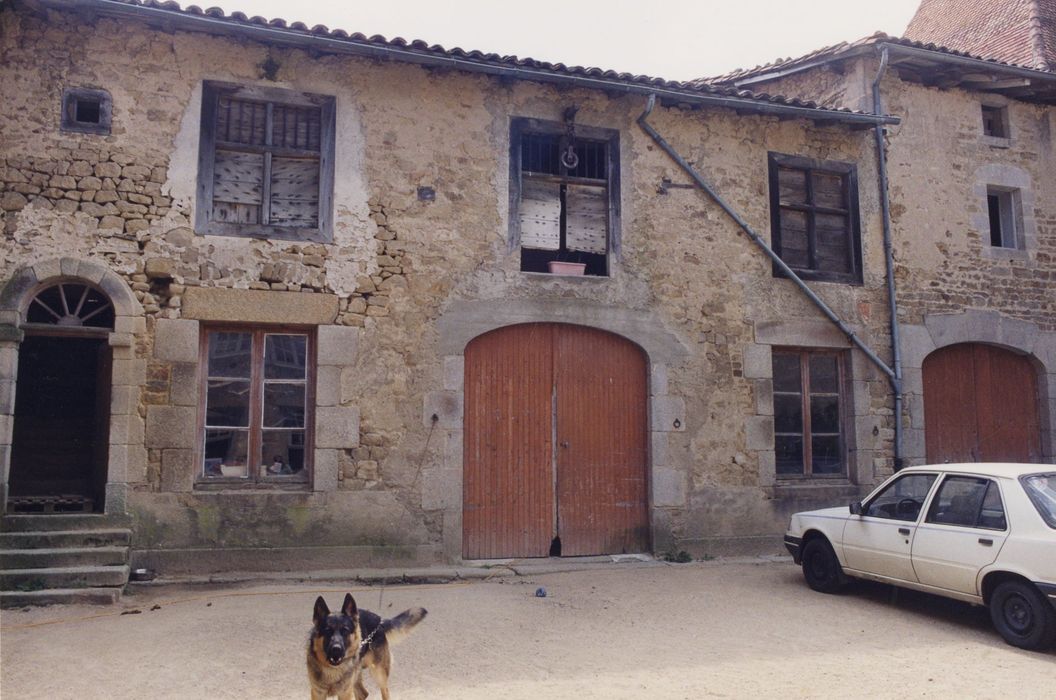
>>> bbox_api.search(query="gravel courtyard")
[2,560,1053,699]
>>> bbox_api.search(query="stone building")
[0,0,1051,602]
[708,0,1056,468]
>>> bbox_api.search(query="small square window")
[61,88,112,135]
[986,186,1020,248]
[981,105,1008,138]
[511,118,619,277]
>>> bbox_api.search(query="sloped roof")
[700,32,1056,104]
[24,0,896,126]
[905,0,1056,71]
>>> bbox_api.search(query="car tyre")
[989,581,1056,650]
[801,538,845,594]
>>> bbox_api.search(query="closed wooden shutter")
[565,184,608,254]
[519,180,561,250]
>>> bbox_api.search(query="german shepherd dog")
[307,593,427,700]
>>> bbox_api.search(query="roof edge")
[27,0,898,126]
[723,40,1056,89]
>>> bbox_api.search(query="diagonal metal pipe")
[636,94,897,382]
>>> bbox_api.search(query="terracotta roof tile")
[905,0,1056,71]
[68,0,888,120]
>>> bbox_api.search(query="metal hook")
[561,145,579,170]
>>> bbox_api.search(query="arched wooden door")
[463,323,649,558]
[923,344,1042,463]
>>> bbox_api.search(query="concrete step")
[1,587,122,608]
[0,514,131,533]
[0,546,129,569]
[0,529,131,549]
[0,564,130,591]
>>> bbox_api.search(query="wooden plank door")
[463,324,554,559]
[555,325,649,556]
[923,344,1042,463]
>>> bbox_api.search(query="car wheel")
[989,581,1056,650]
[801,538,845,594]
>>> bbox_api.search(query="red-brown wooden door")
[923,344,1042,463]
[463,324,649,559]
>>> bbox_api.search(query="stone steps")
[0,515,132,607]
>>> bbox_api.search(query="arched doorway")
[8,281,115,512]
[923,343,1042,463]
[463,323,649,558]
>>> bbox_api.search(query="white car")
[784,463,1056,650]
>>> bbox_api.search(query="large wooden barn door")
[923,344,1042,463]
[463,323,648,559]
[556,326,649,556]
[463,324,555,559]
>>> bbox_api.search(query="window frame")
[61,87,112,135]
[195,81,336,243]
[925,475,1008,531]
[772,348,850,480]
[986,186,1021,249]
[767,152,863,285]
[195,324,316,489]
[508,117,621,276]
[981,104,1009,138]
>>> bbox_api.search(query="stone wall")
[0,4,898,569]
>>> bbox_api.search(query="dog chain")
[357,626,382,659]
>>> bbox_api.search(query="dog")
[307,592,427,700]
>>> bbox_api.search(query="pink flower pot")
[547,261,587,275]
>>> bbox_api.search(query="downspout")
[636,95,897,386]
[872,46,905,470]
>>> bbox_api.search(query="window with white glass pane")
[200,328,311,483]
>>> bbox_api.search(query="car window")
[925,476,1005,530]
[1021,473,1056,529]
[864,473,937,521]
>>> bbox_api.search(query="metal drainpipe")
[636,95,897,387]
[872,46,905,470]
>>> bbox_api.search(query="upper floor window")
[768,153,862,284]
[986,186,1021,248]
[510,117,619,277]
[195,82,335,242]
[981,105,1009,138]
[773,349,848,478]
[61,88,112,135]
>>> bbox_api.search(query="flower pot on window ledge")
[548,261,587,275]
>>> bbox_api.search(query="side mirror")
[849,501,863,515]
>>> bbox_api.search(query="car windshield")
[1021,473,1056,529]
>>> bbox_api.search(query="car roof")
[898,463,1055,479]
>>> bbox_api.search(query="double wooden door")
[463,323,649,558]
[923,343,1042,463]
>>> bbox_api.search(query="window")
[199,328,313,484]
[510,117,619,276]
[864,473,938,521]
[768,153,862,284]
[196,82,335,242]
[772,350,847,477]
[986,186,1020,248]
[926,476,1006,529]
[981,105,1009,138]
[61,88,112,135]
[1021,473,1056,529]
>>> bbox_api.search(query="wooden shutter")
[519,180,561,250]
[212,150,264,224]
[565,184,608,254]
[270,157,319,227]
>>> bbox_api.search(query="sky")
[206,0,925,81]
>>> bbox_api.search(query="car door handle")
[898,528,911,536]
[978,538,993,547]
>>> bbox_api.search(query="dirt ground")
[2,560,1054,699]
